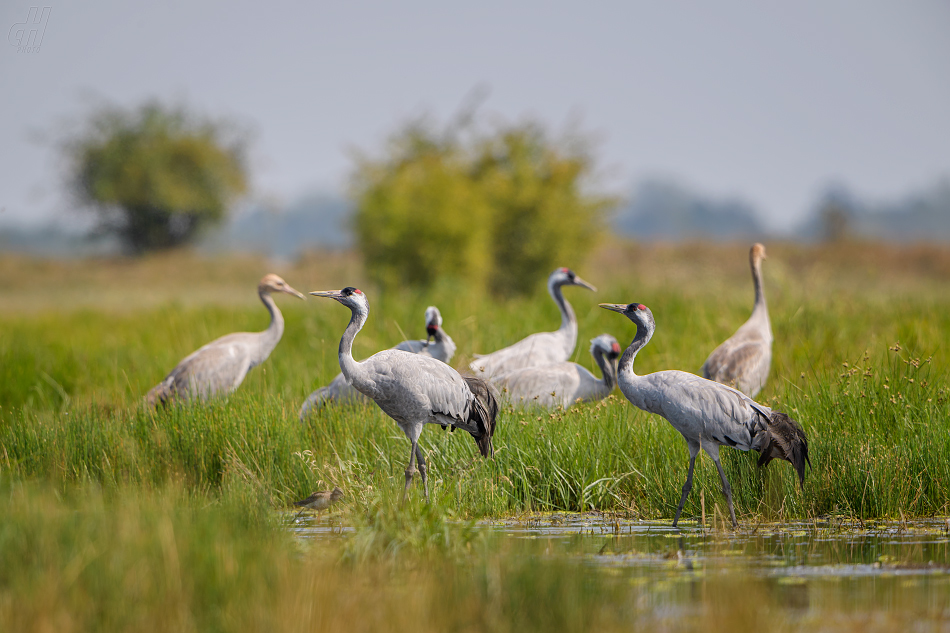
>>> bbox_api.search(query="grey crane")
[146,274,304,406]
[470,267,596,379]
[393,306,457,359]
[601,301,809,528]
[299,305,457,419]
[701,243,772,398]
[494,334,621,409]
[310,287,498,501]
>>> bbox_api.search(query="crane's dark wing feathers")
[462,375,499,458]
[755,410,810,487]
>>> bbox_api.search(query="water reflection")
[291,511,950,618]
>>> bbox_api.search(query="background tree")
[351,123,493,292]
[351,114,615,296]
[65,101,248,254]
[473,125,610,295]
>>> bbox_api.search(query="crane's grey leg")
[402,440,417,502]
[414,442,429,502]
[402,424,424,502]
[707,445,738,529]
[673,440,701,528]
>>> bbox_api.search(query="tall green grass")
[1,329,946,522]
[1,242,948,521]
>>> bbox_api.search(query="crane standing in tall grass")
[702,243,772,398]
[493,334,621,409]
[310,287,498,501]
[300,306,456,419]
[601,301,809,529]
[470,267,596,380]
[146,274,305,406]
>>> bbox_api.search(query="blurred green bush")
[64,100,248,254]
[351,115,616,296]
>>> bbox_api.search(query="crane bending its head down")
[393,306,456,360]
[601,300,809,529]
[146,274,305,406]
[424,306,442,345]
[310,287,498,501]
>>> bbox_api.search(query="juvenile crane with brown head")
[146,274,304,406]
[702,243,773,398]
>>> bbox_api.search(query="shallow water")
[292,511,950,624]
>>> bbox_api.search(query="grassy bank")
[1,480,946,632]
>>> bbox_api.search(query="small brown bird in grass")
[293,487,343,519]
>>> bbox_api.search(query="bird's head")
[549,267,596,292]
[599,301,655,330]
[309,287,369,312]
[751,243,767,264]
[259,274,305,299]
[330,487,344,501]
[590,334,622,360]
[424,306,443,341]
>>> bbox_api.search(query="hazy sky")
[2,1,948,231]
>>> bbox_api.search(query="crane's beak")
[599,303,627,313]
[309,290,344,302]
[573,276,597,292]
[283,285,306,300]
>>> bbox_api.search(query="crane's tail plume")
[462,375,499,458]
[752,410,810,487]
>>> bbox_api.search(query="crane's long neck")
[433,329,457,361]
[593,349,617,392]
[549,280,577,355]
[618,319,654,383]
[751,255,767,315]
[253,291,284,366]
[749,254,772,343]
[337,303,371,390]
